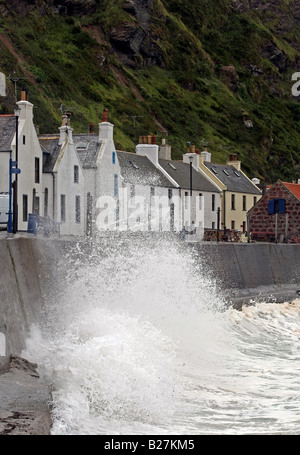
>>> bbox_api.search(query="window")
[268,198,286,215]
[185,191,188,209]
[130,184,135,198]
[23,195,28,222]
[34,196,40,215]
[242,221,246,232]
[254,196,257,205]
[199,193,202,210]
[231,194,235,210]
[212,222,215,229]
[112,151,116,164]
[61,195,66,223]
[23,135,25,145]
[76,141,89,150]
[75,196,80,223]
[168,189,172,200]
[35,157,40,183]
[150,187,155,197]
[74,165,79,183]
[114,174,118,197]
[212,194,215,212]
[231,220,235,230]
[44,188,48,217]
[243,195,246,211]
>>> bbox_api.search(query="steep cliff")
[1,0,300,183]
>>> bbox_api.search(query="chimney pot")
[102,108,108,122]
[151,134,156,145]
[89,123,94,133]
[21,89,27,101]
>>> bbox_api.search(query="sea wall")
[1,237,300,357]
[194,242,300,308]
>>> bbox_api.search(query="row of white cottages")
[0,94,261,237]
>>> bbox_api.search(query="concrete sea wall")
[1,237,300,356]
[195,242,300,307]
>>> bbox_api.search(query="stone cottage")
[248,180,300,243]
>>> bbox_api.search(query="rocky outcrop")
[0,355,51,435]
[110,0,165,67]
[220,65,239,91]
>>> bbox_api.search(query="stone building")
[248,180,300,243]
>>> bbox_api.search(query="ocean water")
[23,237,300,435]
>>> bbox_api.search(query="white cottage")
[0,91,43,231]
[39,114,85,237]
[74,109,122,236]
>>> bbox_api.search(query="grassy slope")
[1,0,300,184]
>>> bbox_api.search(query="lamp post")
[12,107,20,233]
[186,149,196,233]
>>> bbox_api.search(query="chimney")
[102,108,108,122]
[226,153,241,171]
[59,113,73,145]
[99,108,114,140]
[201,150,211,163]
[20,88,28,101]
[16,87,33,120]
[159,137,172,160]
[136,134,159,165]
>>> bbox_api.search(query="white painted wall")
[12,100,44,231]
[53,130,85,237]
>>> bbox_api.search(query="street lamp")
[186,147,196,233]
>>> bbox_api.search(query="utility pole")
[126,115,144,141]
[8,72,27,100]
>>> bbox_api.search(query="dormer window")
[76,141,89,150]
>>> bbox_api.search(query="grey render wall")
[0,238,62,356]
[194,242,300,307]
[1,237,300,356]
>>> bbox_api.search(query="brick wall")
[249,181,300,240]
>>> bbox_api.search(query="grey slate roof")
[159,159,221,193]
[39,136,61,173]
[0,115,15,152]
[204,162,261,194]
[117,152,176,188]
[73,134,102,169]
[39,133,102,172]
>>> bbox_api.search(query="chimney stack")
[226,153,241,171]
[59,113,73,144]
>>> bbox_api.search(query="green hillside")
[1,0,300,184]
